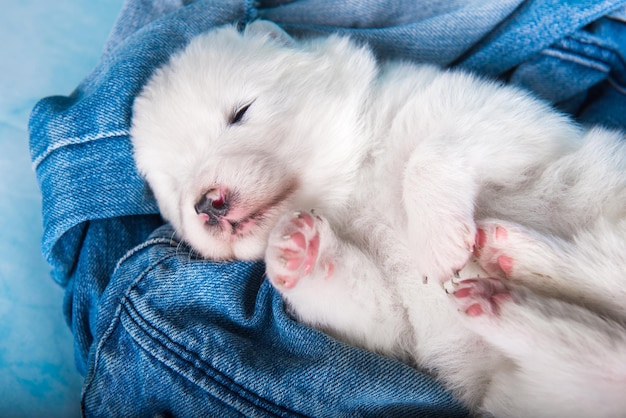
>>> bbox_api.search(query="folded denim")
[28,0,626,415]
[83,224,465,416]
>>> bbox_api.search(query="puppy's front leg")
[265,211,408,356]
[402,147,477,284]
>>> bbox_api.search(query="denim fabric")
[261,0,626,128]
[83,224,464,416]
[28,0,626,416]
[499,5,626,128]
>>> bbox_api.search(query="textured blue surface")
[0,1,123,416]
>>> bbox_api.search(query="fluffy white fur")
[131,21,626,417]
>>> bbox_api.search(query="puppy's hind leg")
[450,277,626,418]
[475,218,626,318]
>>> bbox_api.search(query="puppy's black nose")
[195,190,229,224]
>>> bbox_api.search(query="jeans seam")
[121,300,259,417]
[121,280,307,418]
[113,237,179,274]
[540,48,611,73]
[571,34,626,67]
[32,130,129,170]
[87,235,306,417]
[82,250,175,410]
[553,32,626,89]
[608,76,626,94]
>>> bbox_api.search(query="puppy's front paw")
[265,211,333,290]
[414,216,476,284]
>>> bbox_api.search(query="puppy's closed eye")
[230,101,254,125]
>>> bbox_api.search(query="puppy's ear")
[244,20,295,47]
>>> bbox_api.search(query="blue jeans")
[29,0,626,416]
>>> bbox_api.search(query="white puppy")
[131,21,626,417]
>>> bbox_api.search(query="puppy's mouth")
[196,180,298,238]
[198,210,262,237]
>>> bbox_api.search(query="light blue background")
[0,1,124,416]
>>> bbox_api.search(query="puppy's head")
[131,21,376,259]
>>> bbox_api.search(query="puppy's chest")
[354,139,407,211]
[340,157,412,255]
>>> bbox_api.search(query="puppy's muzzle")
[195,188,229,225]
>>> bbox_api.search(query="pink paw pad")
[451,277,511,317]
[474,224,516,278]
[496,255,514,277]
[281,230,319,276]
[269,212,329,289]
